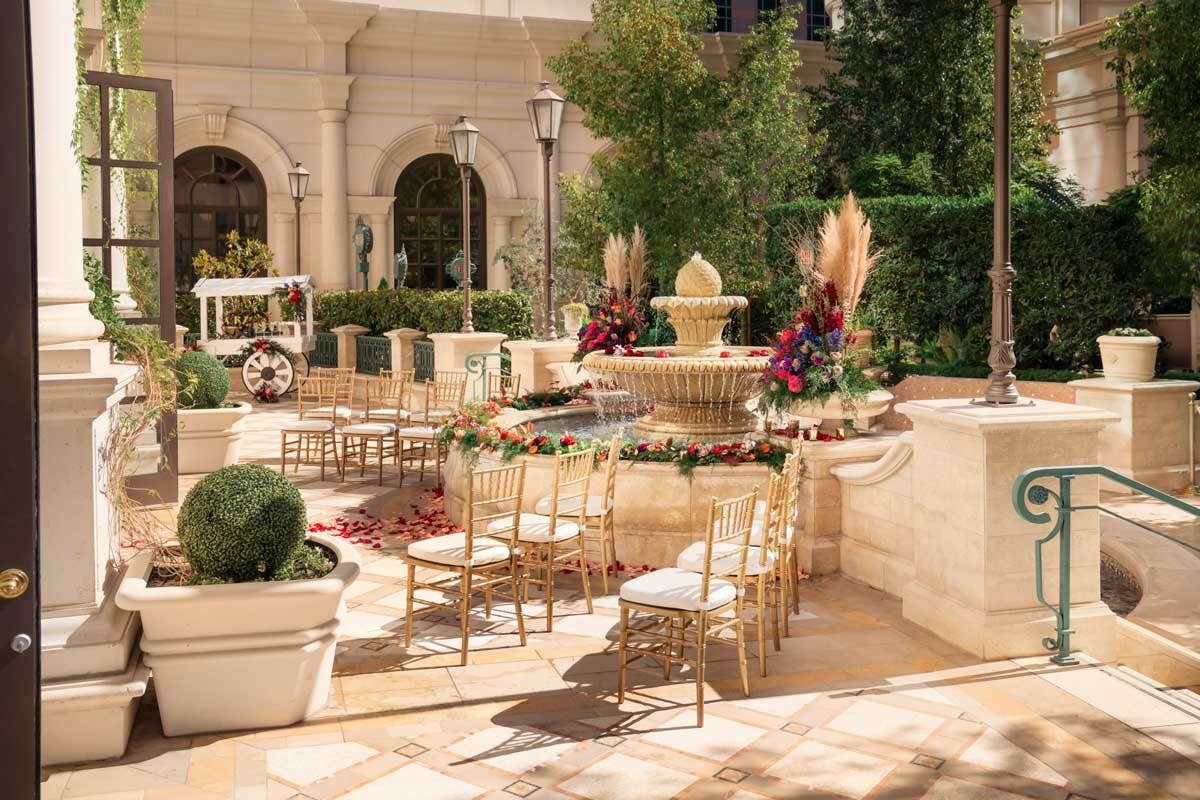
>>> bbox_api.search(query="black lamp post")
[985,0,1019,404]
[287,161,310,276]
[448,115,479,333]
[525,81,565,340]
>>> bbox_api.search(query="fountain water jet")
[582,253,769,442]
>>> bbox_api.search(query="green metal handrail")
[1012,465,1200,665]
[465,351,512,399]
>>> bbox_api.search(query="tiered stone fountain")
[582,253,769,442]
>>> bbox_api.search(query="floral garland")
[237,338,295,362]
[437,394,791,477]
[253,385,280,404]
[273,280,306,323]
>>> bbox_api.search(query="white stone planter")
[1098,335,1159,383]
[115,534,360,737]
[561,307,586,338]
[177,401,253,474]
[790,388,894,433]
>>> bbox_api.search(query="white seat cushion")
[310,405,355,419]
[341,422,397,435]
[410,411,450,424]
[533,494,612,517]
[282,419,335,433]
[487,512,579,543]
[397,425,439,440]
[367,408,410,421]
[675,541,775,577]
[619,567,737,612]
[407,532,509,567]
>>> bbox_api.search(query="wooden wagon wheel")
[287,352,310,393]
[242,349,295,396]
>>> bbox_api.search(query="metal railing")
[356,335,391,375]
[465,350,512,400]
[412,338,434,382]
[1013,465,1200,665]
[311,331,338,368]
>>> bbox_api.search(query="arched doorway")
[393,154,486,290]
[173,146,267,292]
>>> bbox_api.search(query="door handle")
[0,569,29,600]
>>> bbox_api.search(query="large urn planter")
[177,401,253,474]
[115,533,359,737]
[790,388,894,433]
[1098,334,1159,383]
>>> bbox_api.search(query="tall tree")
[548,0,819,287]
[810,0,1055,195]
[1105,0,1200,288]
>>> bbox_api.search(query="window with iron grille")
[710,0,732,32]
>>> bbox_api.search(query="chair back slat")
[699,489,759,603]
[758,470,788,568]
[313,366,354,384]
[297,375,347,421]
[601,431,622,509]
[367,370,414,415]
[464,462,526,557]
[546,446,595,529]
[487,372,522,403]
[424,371,468,420]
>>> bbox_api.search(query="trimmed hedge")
[314,288,533,339]
[176,350,230,409]
[900,362,1083,384]
[178,464,307,583]
[761,192,1157,370]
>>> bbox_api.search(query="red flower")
[719,351,731,358]
[655,349,670,358]
[559,434,577,447]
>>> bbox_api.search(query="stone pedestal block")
[331,324,369,371]
[384,327,425,374]
[1069,378,1200,492]
[897,398,1120,660]
[428,332,507,397]
[506,339,578,393]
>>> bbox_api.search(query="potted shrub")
[116,464,359,737]
[177,350,253,474]
[1098,327,1160,383]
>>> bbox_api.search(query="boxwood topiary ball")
[178,464,308,582]
[177,350,231,409]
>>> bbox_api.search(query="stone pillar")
[429,331,507,378]
[1102,118,1128,195]
[270,206,297,276]
[1070,378,1200,493]
[319,108,350,290]
[332,324,369,371]
[490,215,513,290]
[384,328,425,373]
[505,339,578,393]
[897,399,1120,660]
[367,210,390,288]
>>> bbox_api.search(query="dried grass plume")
[603,232,627,293]
[817,192,880,316]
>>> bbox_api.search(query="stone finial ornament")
[675,252,722,298]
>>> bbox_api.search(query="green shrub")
[764,193,1159,370]
[177,464,308,582]
[847,153,938,198]
[901,362,1083,383]
[314,288,533,340]
[176,350,230,409]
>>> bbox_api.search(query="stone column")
[332,324,369,371]
[367,210,390,288]
[270,205,297,276]
[490,215,513,290]
[1102,117,1129,196]
[319,108,350,290]
[384,328,425,373]
[897,399,1121,660]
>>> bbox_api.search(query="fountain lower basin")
[581,346,769,441]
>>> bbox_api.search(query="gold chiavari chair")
[677,471,786,675]
[396,373,468,487]
[404,462,528,666]
[411,371,468,425]
[364,369,415,425]
[297,373,355,424]
[532,431,621,593]
[487,372,522,403]
[489,446,595,631]
[617,489,759,726]
[280,377,348,480]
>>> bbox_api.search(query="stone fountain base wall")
[443,448,774,568]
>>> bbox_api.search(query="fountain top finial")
[674,252,722,298]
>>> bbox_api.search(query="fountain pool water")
[582,253,769,442]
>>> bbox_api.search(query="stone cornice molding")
[296,0,377,45]
[830,432,914,486]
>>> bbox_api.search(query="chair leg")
[735,608,750,698]
[404,563,416,648]
[617,606,630,704]
[695,611,708,726]
[756,579,767,678]
[578,542,594,615]
[545,543,555,633]
[280,433,287,474]
[595,524,610,595]
[376,436,384,486]
[459,570,471,667]
[662,617,673,679]
[772,577,782,652]
[511,559,527,648]
[791,539,801,614]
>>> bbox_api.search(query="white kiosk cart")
[192,275,317,395]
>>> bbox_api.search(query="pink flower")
[787,375,803,393]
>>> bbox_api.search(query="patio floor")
[42,398,1200,800]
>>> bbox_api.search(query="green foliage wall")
[761,193,1157,370]
[315,288,533,340]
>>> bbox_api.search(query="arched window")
[173,147,266,292]
[394,154,486,290]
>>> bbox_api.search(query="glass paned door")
[82,70,178,504]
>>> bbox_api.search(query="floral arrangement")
[761,193,880,416]
[274,280,306,323]
[574,226,649,360]
[253,385,280,404]
[237,338,295,362]
[436,399,790,477]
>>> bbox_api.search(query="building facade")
[83,0,1140,296]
